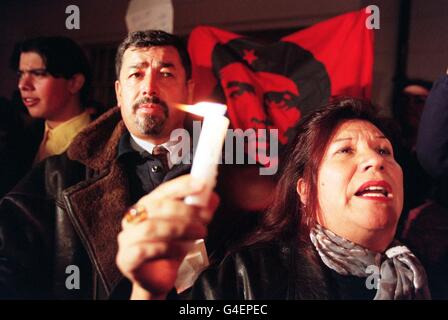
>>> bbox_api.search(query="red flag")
[188,8,374,151]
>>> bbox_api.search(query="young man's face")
[18,52,73,123]
[115,46,193,143]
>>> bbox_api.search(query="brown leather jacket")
[0,107,190,299]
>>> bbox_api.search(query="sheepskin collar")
[67,106,126,170]
[63,107,190,297]
[63,107,130,297]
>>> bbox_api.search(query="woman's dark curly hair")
[243,97,399,247]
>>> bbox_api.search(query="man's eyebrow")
[128,62,149,69]
[159,62,175,69]
[17,68,47,72]
[127,62,175,70]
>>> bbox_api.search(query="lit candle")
[135,102,229,295]
[178,102,229,207]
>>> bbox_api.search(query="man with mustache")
[0,30,198,299]
[131,96,169,134]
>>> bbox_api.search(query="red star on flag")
[242,49,257,65]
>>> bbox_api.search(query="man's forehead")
[122,46,180,66]
[221,64,298,93]
[19,51,45,68]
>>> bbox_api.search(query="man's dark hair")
[115,30,191,81]
[11,36,92,106]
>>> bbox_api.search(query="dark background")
[0,0,447,114]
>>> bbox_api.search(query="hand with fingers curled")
[116,174,220,300]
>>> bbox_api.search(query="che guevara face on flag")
[210,38,331,146]
[188,9,374,160]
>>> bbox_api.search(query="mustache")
[132,96,169,115]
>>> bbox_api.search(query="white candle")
[184,102,229,207]
[173,102,229,289]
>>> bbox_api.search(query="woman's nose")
[360,150,385,172]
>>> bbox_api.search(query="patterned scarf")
[310,224,431,300]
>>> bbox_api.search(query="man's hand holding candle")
[116,174,220,300]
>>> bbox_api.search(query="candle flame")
[176,102,227,117]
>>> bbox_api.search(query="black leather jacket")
[0,108,190,299]
[177,241,337,300]
[0,154,98,299]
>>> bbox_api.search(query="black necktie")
[152,145,169,171]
